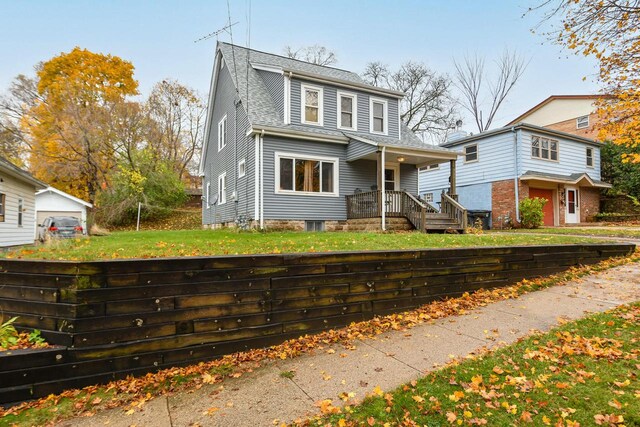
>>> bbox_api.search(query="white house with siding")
[419,123,610,228]
[199,43,466,232]
[35,187,92,233]
[0,156,47,247]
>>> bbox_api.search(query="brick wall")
[580,187,601,222]
[491,179,530,229]
[545,113,604,139]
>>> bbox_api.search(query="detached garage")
[35,187,92,232]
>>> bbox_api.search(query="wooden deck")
[346,190,467,233]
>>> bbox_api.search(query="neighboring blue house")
[419,124,611,228]
[199,43,466,232]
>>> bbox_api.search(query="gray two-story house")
[419,124,611,228]
[200,43,465,232]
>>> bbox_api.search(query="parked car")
[37,216,84,242]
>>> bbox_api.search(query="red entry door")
[529,188,554,226]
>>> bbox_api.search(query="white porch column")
[381,146,386,231]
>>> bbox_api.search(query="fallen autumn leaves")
[1,251,638,426]
[302,304,639,427]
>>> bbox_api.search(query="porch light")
[397,156,405,162]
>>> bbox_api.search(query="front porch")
[344,135,467,233]
[346,189,467,233]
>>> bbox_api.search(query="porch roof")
[520,171,612,188]
[345,132,460,166]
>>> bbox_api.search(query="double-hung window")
[276,153,338,196]
[370,98,387,134]
[18,198,23,226]
[238,158,246,178]
[301,84,323,125]
[337,91,357,130]
[217,173,227,205]
[464,144,478,163]
[0,193,5,222]
[576,115,589,129]
[531,135,558,161]
[218,115,227,151]
[586,147,594,167]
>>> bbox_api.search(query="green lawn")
[313,303,640,427]
[1,230,607,261]
[497,226,640,239]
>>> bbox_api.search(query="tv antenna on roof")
[194,21,239,43]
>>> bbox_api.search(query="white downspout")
[381,146,386,231]
[259,130,265,229]
[254,134,260,222]
[511,127,520,222]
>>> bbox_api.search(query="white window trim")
[217,172,227,205]
[384,163,400,190]
[217,115,227,152]
[238,158,246,178]
[337,91,357,131]
[205,182,211,209]
[531,135,560,162]
[424,193,434,203]
[576,115,589,129]
[274,151,339,197]
[369,97,388,135]
[586,147,594,168]
[463,144,479,164]
[300,83,323,126]
[17,197,23,227]
[283,74,291,125]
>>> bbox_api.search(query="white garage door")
[37,211,82,225]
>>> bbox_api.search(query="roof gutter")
[442,123,602,148]
[286,70,406,99]
[246,126,349,144]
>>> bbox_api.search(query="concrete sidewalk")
[60,262,640,427]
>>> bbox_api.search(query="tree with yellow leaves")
[24,47,138,202]
[535,1,640,162]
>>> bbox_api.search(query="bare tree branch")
[364,61,459,143]
[454,50,527,132]
[284,45,337,66]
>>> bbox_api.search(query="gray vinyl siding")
[290,78,400,139]
[262,136,380,220]
[202,64,254,225]
[346,139,376,161]
[257,70,284,120]
[0,175,37,247]
[399,164,418,194]
[419,132,516,193]
[518,130,602,179]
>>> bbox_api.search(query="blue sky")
[0,0,599,131]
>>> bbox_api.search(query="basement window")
[305,220,325,232]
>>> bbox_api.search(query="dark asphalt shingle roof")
[521,170,611,187]
[217,43,458,155]
[0,156,47,188]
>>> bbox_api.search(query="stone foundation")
[346,217,414,232]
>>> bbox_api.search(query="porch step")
[425,213,451,219]
[425,223,464,233]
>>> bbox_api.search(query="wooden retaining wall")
[0,243,634,404]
